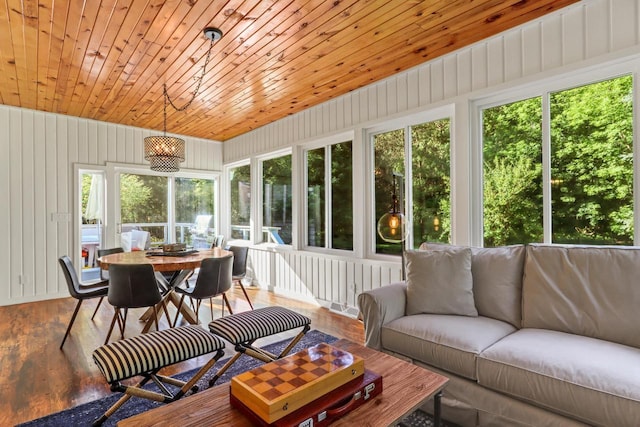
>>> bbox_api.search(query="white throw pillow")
[405,248,478,317]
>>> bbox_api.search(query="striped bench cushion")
[208,306,311,345]
[93,325,225,383]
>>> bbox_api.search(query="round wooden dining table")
[98,247,233,329]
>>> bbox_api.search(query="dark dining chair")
[173,254,234,326]
[104,263,165,344]
[97,247,124,282]
[58,255,109,349]
[227,245,253,310]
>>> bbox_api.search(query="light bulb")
[389,214,400,230]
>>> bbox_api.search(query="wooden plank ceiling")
[0,0,578,142]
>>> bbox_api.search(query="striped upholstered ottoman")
[92,325,225,426]
[208,306,311,386]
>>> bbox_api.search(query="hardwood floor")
[0,286,364,426]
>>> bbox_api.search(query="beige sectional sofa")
[358,243,640,426]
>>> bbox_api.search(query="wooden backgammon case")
[231,369,383,427]
[230,343,377,425]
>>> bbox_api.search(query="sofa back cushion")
[419,243,525,327]
[405,248,477,317]
[522,244,640,349]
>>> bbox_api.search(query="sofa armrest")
[357,282,407,350]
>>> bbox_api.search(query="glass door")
[115,171,217,250]
[79,171,105,281]
[175,177,217,249]
[118,173,169,250]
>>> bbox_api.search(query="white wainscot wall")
[0,106,222,306]
[247,247,403,314]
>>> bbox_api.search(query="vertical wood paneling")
[10,108,23,299]
[34,112,47,296]
[456,51,472,96]
[406,69,419,110]
[45,114,57,293]
[443,55,458,100]
[504,31,523,82]
[0,105,222,306]
[585,0,611,58]
[562,11,586,65]
[22,111,35,296]
[418,66,431,105]
[470,43,488,91]
[0,110,10,301]
[486,37,505,87]
[542,14,564,70]
[611,0,637,50]
[430,60,445,103]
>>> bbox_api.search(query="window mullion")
[542,93,552,244]
[325,146,332,248]
[405,125,413,250]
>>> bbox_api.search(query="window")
[483,97,543,246]
[410,120,451,248]
[117,173,217,248]
[262,154,292,244]
[482,75,633,246]
[229,164,251,240]
[175,177,216,248]
[119,173,168,245]
[305,141,353,250]
[373,119,451,254]
[374,129,405,255]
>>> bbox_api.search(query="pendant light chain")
[164,36,216,114]
[145,27,221,173]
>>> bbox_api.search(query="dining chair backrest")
[228,246,249,279]
[192,255,234,299]
[107,264,162,309]
[58,255,82,297]
[97,247,124,280]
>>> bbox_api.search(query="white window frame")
[471,59,640,246]
[301,131,355,254]
[223,159,252,244]
[256,148,293,247]
[365,107,454,260]
[105,162,219,248]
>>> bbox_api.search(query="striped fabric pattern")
[93,325,225,383]
[208,306,311,344]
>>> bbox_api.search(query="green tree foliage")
[307,148,325,247]
[230,165,251,229]
[120,174,153,223]
[331,142,353,250]
[411,120,451,246]
[550,76,633,244]
[483,75,633,246]
[374,121,452,252]
[374,129,405,254]
[263,155,292,244]
[175,178,215,224]
[483,97,543,246]
[484,157,542,246]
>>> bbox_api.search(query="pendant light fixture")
[377,172,409,278]
[144,27,223,172]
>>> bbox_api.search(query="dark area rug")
[19,330,450,427]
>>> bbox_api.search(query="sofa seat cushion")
[477,328,640,427]
[381,314,517,380]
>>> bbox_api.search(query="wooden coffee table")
[117,338,449,427]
